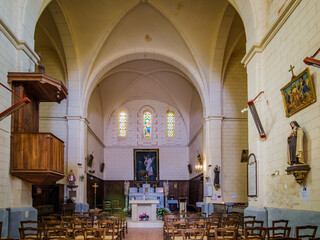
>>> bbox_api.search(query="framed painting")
[241,150,249,162]
[281,68,316,117]
[134,149,159,184]
[247,153,257,197]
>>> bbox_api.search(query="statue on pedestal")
[286,121,310,184]
[124,180,130,211]
[287,121,304,165]
[67,170,76,185]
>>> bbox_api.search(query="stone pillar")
[66,116,88,204]
[202,116,223,204]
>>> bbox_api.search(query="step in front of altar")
[127,219,164,228]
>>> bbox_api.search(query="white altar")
[129,184,164,208]
[129,199,159,221]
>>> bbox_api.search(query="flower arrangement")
[139,212,149,221]
[156,207,170,218]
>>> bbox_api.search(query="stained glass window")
[167,111,175,137]
[119,111,127,137]
[144,111,151,137]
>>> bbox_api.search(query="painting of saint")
[134,149,159,183]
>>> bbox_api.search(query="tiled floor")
[125,228,164,240]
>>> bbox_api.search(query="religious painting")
[134,149,159,184]
[281,68,316,117]
[247,153,257,197]
[241,150,249,162]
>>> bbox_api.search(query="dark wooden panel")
[189,174,203,207]
[11,84,39,133]
[104,181,126,209]
[11,133,64,185]
[32,184,64,215]
[87,174,104,209]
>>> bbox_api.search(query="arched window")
[143,111,151,137]
[119,111,127,137]
[167,111,175,137]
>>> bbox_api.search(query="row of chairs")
[20,226,117,240]
[164,212,319,240]
[19,212,127,240]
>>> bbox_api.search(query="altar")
[129,199,159,221]
[128,184,164,208]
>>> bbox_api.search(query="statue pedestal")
[286,164,310,184]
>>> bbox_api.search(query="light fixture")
[0,82,31,121]
[195,163,203,173]
[304,48,320,68]
[195,152,203,173]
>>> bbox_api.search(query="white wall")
[245,0,320,210]
[221,48,248,202]
[104,99,189,180]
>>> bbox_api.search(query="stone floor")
[125,228,163,240]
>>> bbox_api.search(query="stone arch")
[230,0,258,49]
[82,51,208,118]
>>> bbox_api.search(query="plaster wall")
[246,0,320,211]
[0,1,41,208]
[104,99,188,180]
[87,88,104,141]
[87,131,104,180]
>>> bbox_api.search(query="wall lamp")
[195,153,203,173]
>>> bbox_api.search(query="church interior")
[0,0,319,239]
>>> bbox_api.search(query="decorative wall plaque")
[247,153,257,197]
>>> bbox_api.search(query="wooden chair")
[111,200,122,213]
[98,220,119,240]
[84,227,106,240]
[206,218,220,239]
[181,228,205,240]
[243,216,256,222]
[42,216,57,222]
[241,222,264,239]
[43,220,62,229]
[171,221,186,240]
[244,227,266,240]
[244,220,264,228]
[214,227,237,240]
[239,216,256,236]
[20,220,42,228]
[45,227,68,239]
[19,227,43,240]
[72,213,85,221]
[72,220,88,239]
[272,220,289,228]
[61,217,73,238]
[164,214,180,240]
[209,213,222,219]
[267,226,291,239]
[296,225,318,239]
[103,200,113,214]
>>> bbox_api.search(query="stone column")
[66,116,88,204]
[202,116,223,204]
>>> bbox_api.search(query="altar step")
[127,219,164,228]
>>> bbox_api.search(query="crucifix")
[92,183,99,209]
[144,174,149,184]
[288,65,296,79]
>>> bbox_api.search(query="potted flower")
[139,212,149,221]
[157,207,170,220]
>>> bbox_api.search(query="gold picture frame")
[281,68,316,117]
